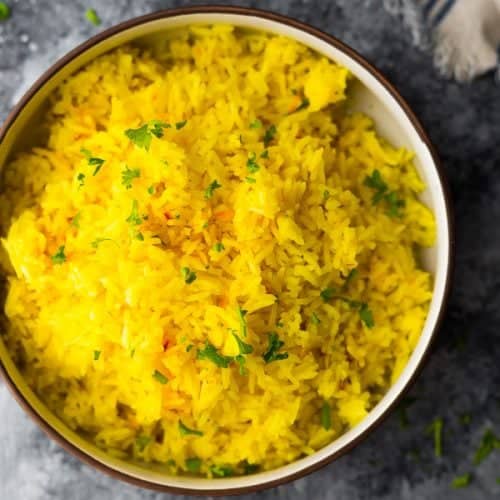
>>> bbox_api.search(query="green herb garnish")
[175,120,187,130]
[0,2,10,21]
[186,344,193,352]
[249,119,262,129]
[321,401,331,430]
[323,190,330,201]
[77,172,85,188]
[293,97,310,113]
[263,124,277,147]
[342,269,358,290]
[51,246,66,265]
[179,420,203,437]
[81,148,105,176]
[263,332,288,364]
[147,185,155,195]
[473,429,500,465]
[451,473,471,489]
[359,303,375,328]
[136,435,151,452]
[121,166,140,189]
[210,465,233,477]
[232,331,253,355]
[85,8,101,26]
[197,341,233,368]
[311,312,321,325]
[237,307,248,337]
[204,180,222,199]
[125,124,151,150]
[185,458,202,473]
[247,152,260,174]
[364,169,405,218]
[152,370,168,385]
[234,354,247,375]
[71,212,81,229]
[260,149,269,159]
[181,267,197,284]
[320,287,336,303]
[426,418,443,457]
[245,177,256,184]
[93,350,101,361]
[126,200,142,226]
[243,461,260,474]
[385,191,406,218]
[213,242,225,252]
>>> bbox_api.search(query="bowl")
[0,5,453,495]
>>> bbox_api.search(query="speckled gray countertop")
[0,1,499,499]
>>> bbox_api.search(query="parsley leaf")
[0,2,10,21]
[81,148,105,176]
[147,185,155,195]
[473,429,500,465]
[175,120,187,130]
[247,152,260,174]
[179,420,203,437]
[260,149,269,159]
[51,246,66,265]
[181,267,197,284]
[185,458,202,473]
[364,170,405,218]
[452,473,471,489]
[323,190,330,201]
[293,97,310,113]
[359,303,374,328]
[85,8,101,26]
[426,417,443,457]
[71,212,81,229]
[232,331,253,355]
[235,354,247,375]
[263,124,277,147]
[245,177,256,184]
[204,180,222,199]
[311,312,321,325]
[320,287,336,302]
[121,166,141,189]
[249,119,262,129]
[210,465,233,477]
[263,332,288,364]
[135,435,151,452]
[213,242,225,252]
[237,307,248,337]
[385,191,406,218]
[152,370,168,384]
[197,341,233,368]
[77,172,85,188]
[149,120,171,138]
[342,269,358,290]
[321,401,331,430]
[126,200,142,226]
[125,124,152,151]
[243,461,260,474]
[93,350,101,361]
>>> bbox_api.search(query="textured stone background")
[1,1,499,499]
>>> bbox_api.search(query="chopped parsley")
[364,169,405,218]
[77,172,85,188]
[249,119,262,129]
[51,246,66,265]
[323,190,330,201]
[260,149,269,159]
[204,180,222,199]
[210,465,233,477]
[147,185,155,195]
[149,120,171,138]
[263,332,288,363]
[125,124,151,150]
[91,238,114,249]
[426,417,443,457]
[135,435,151,452]
[175,120,187,130]
[152,370,168,385]
[473,429,500,465]
[202,221,209,229]
[359,303,375,328]
[179,420,203,437]
[186,344,193,352]
[320,287,336,303]
[71,212,81,229]
[243,461,260,474]
[213,242,225,252]
[232,331,253,355]
[237,306,248,337]
[181,267,197,284]
[121,166,141,189]
[293,97,310,113]
[245,177,256,184]
[185,458,202,473]
[451,473,471,489]
[342,268,358,290]
[247,152,260,174]
[197,341,233,368]
[311,312,321,325]
[126,200,142,226]
[0,2,10,21]
[85,8,101,26]
[321,401,331,430]
[93,350,101,361]
[135,232,144,241]
[263,124,277,147]
[235,354,247,375]
[81,148,105,176]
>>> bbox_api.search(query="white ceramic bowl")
[0,6,453,495]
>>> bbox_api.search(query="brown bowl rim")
[0,4,455,496]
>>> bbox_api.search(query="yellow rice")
[0,25,435,477]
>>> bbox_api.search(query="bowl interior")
[0,11,451,493]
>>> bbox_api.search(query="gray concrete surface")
[1,1,499,499]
